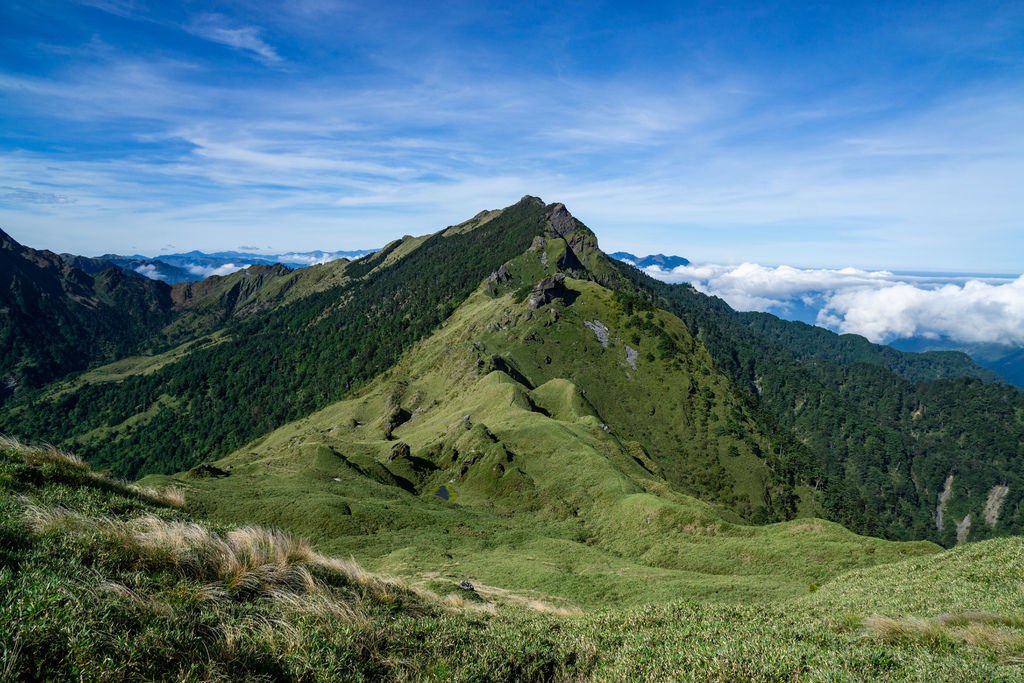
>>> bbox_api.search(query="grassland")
[3,436,1023,681]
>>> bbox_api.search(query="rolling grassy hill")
[3,437,1022,680]
[139,268,938,607]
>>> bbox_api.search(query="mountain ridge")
[2,199,1021,547]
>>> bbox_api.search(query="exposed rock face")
[389,441,411,462]
[956,514,972,545]
[545,203,600,266]
[527,273,569,309]
[625,345,639,371]
[585,320,610,348]
[488,264,512,284]
[984,485,1010,528]
[936,473,954,532]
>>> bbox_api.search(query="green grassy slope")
[4,437,1022,681]
[141,265,937,608]
[6,198,1021,549]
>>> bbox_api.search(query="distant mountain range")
[610,252,690,269]
[62,248,377,283]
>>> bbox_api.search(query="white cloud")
[274,251,356,265]
[185,262,247,278]
[185,14,281,64]
[133,263,166,280]
[639,261,1024,345]
[819,277,1024,345]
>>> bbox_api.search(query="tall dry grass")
[864,613,1024,658]
[24,504,399,612]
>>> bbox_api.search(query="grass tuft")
[864,615,951,647]
[864,613,1024,658]
[129,484,187,508]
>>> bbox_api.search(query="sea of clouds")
[184,263,247,278]
[637,262,1024,346]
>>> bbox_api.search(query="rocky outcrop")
[487,264,512,284]
[546,203,600,267]
[389,441,411,462]
[585,320,610,348]
[625,345,639,371]
[527,273,570,309]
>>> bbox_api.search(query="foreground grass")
[3,438,1023,681]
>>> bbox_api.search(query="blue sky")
[1,0,1022,271]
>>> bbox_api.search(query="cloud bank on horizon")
[639,261,1024,346]
[0,1,1022,272]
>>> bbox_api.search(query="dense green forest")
[608,259,1024,543]
[0,199,550,477]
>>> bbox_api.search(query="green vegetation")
[134,274,935,611]
[608,257,1024,543]
[4,437,1023,680]
[1,198,551,477]
[2,197,1022,552]
[4,196,1024,677]
[0,229,174,398]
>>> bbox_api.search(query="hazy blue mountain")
[891,338,1024,388]
[66,248,379,283]
[610,252,690,269]
[63,254,195,283]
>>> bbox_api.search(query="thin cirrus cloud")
[640,262,1024,346]
[184,14,282,64]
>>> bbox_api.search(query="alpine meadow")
[2,1,1024,681]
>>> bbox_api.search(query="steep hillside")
[0,199,554,476]
[739,311,999,383]
[126,227,942,612]
[611,263,1024,544]
[62,253,196,283]
[0,228,175,400]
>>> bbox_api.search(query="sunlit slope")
[1,199,555,478]
[149,250,937,607]
[5,437,1021,680]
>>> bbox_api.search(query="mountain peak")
[0,227,23,252]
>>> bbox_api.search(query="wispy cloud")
[1,186,75,205]
[184,262,246,278]
[133,263,166,280]
[184,14,282,64]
